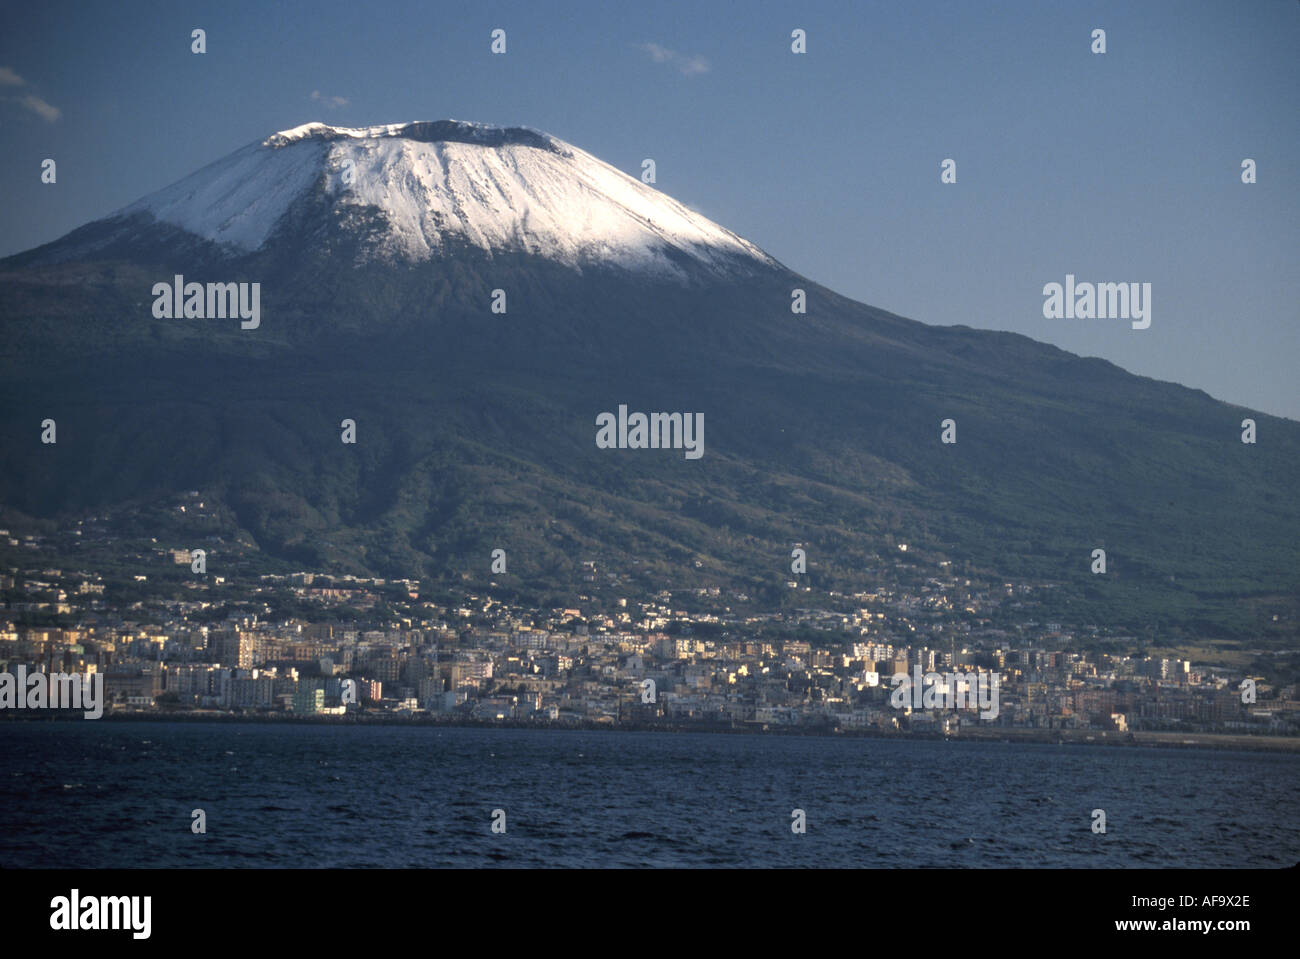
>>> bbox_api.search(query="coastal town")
[1,508,1295,740]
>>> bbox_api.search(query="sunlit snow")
[119,121,775,277]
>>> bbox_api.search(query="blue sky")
[2,0,1297,418]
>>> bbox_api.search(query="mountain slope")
[16,120,773,279]
[1,120,1296,642]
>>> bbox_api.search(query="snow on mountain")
[117,120,777,277]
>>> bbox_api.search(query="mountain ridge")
[16,119,777,279]
[1,120,1296,643]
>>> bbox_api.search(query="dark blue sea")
[1,722,1296,868]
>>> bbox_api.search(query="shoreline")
[6,710,1300,754]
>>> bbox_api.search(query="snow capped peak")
[119,120,778,277]
[261,119,567,155]
[264,120,335,145]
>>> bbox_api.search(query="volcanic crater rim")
[263,120,568,156]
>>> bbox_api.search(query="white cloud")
[0,66,61,122]
[311,90,350,109]
[642,42,673,63]
[639,43,710,77]
[677,55,710,77]
[20,94,60,123]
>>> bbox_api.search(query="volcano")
[1,120,1296,640]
